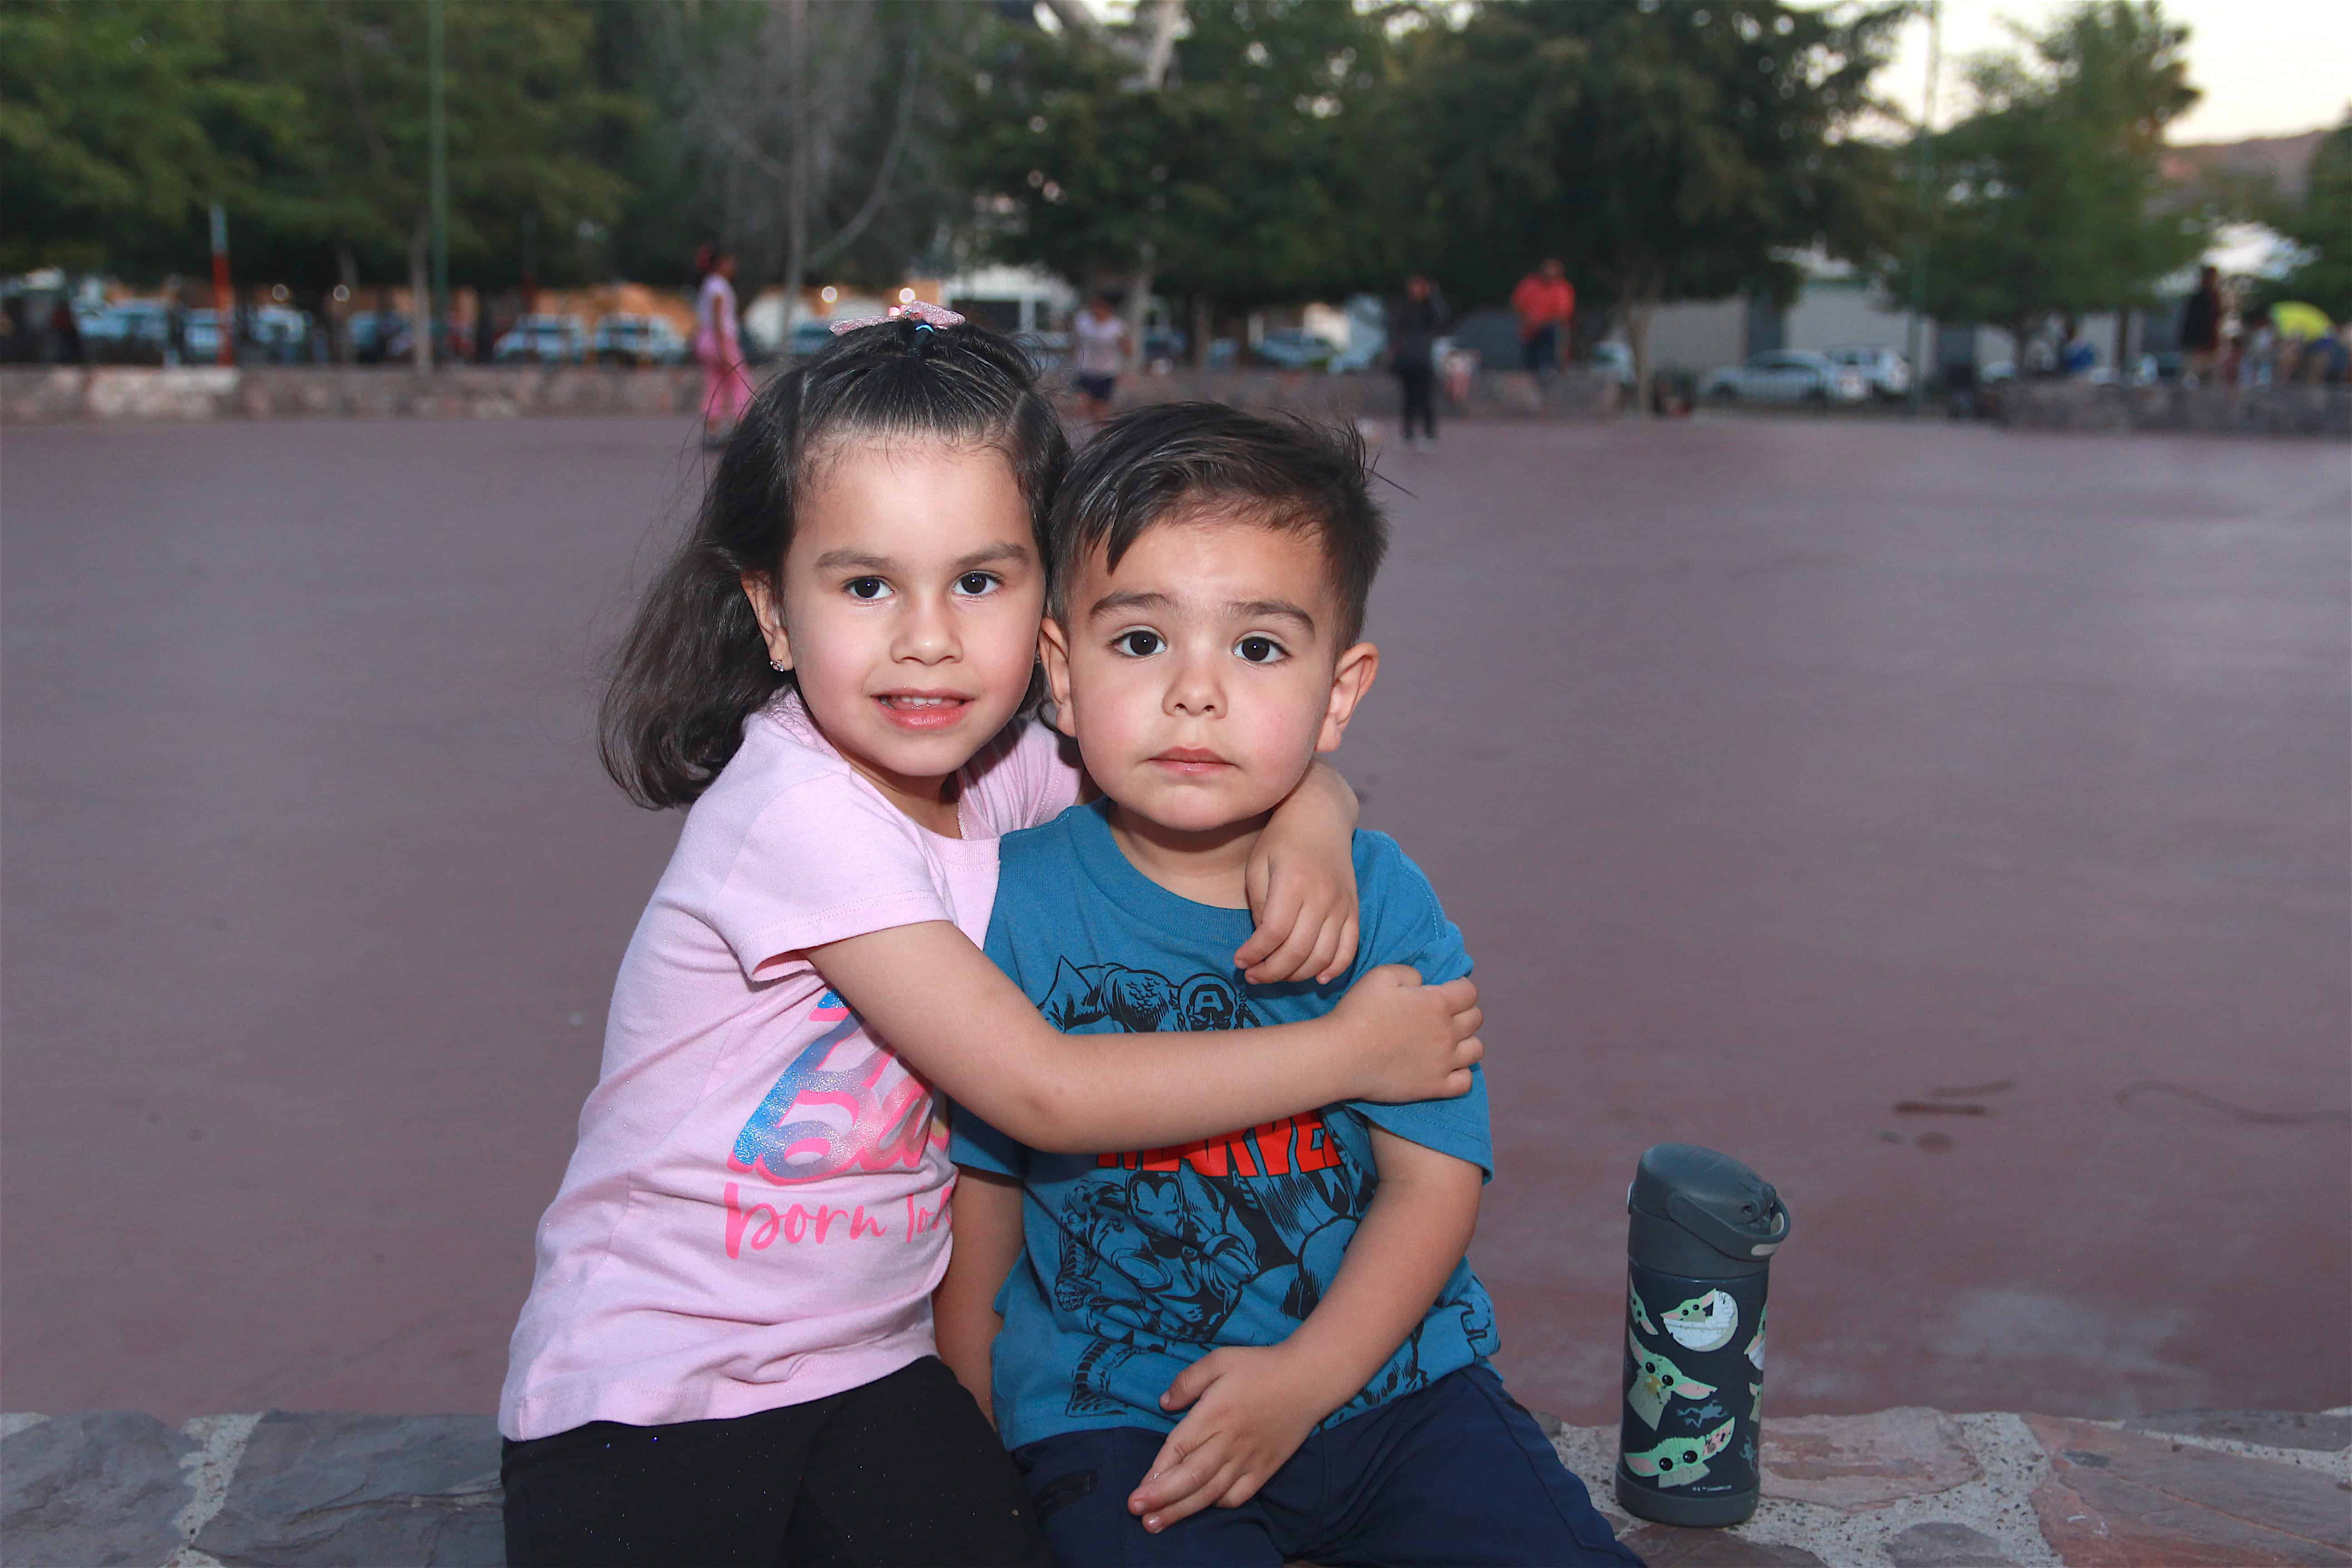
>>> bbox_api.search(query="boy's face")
[1042,509,1377,838]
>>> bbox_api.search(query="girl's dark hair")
[600,317,1068,808]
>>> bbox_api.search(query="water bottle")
[1616,1144,1791,1528]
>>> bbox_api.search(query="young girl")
[695,244,752,447]
[498,309,1484,1568]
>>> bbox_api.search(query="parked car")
[1701,349,1868,405]
[347,311,408,363]
[1328,332,1384,374]
[83,302,173,363]
[1823,345,1911,400]
[1591,341,1638,386]
[494,314,588,364]
[593,314,687,366]
[786,318,838,359]
[1012,329,1069,372]
[250,305,318,363]
[182,309,225,363]
[1142,327,1188,365]
[1253,330,1342,370]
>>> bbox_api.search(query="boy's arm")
[806,925,1480,1154]
[935,1169,1026,1425]
[1125,1128,1482,1533]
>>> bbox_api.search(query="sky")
[1864,0,2352,142]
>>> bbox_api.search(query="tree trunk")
[1120,0,1183,374]
[1625,284,1658,417]
[1191,295,1211,371]
[1123,241,1154,375]
[777,0,810,341]
[334,242,359,365]
[408,215,433,374]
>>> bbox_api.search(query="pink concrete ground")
[3,416,2344,1425]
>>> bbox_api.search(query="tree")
[1399,0,1906,404]
[1904,0,2206,363]
[212,0,637,365]
[956,0,1396,363]
[0,0,293,274]
[629,0,967,321]
[2263,112,2352,321]
[2,0,637,364]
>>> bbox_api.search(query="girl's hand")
[1332,965,1482,1103]
[1235,762,1360,985]
[1129,1346,1335,1532]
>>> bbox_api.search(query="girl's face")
[745,441,1043,824]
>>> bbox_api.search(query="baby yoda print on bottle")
[1617,1144,1790,1528]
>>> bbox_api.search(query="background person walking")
[693,244,751,448]
[2180,265,2223,382]
[1510,258,1574,376]
[1071,292,1128,423]
[1387,274,1450,449]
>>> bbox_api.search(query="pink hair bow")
[829,300,967,335]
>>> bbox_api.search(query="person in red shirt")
[1510,259,1575,376]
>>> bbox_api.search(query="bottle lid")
[1627,1144,1791,1263]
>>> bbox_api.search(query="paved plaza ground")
[3,414,2345,1430]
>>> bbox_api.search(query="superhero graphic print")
[1029,959,1485,1419]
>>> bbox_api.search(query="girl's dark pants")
[1396,363,1438,439]
[500,1356,1053,1568]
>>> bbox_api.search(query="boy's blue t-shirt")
[952,799,1500,1451]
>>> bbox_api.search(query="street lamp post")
[428,0,451,364]
[1905,0,1941,417]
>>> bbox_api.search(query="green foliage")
[1906,0,2208,347]
[2266,113,2352,320]
[0,0,294,273]
[953,0,1396,313]
[3,0,635,291]
[1397,0,1906,320]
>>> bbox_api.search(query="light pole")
[1904,0,1941,417]
[428,0,450,363]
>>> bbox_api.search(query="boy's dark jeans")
[1011,1363,1643,1566]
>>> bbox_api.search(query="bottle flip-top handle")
[1665,1186,1791,1261]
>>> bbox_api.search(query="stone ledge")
[0,365,1619,426]
[2,1406,2342,1566]
[1991,379,2352,438]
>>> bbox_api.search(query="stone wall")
[1992,379,2351,437]
[4,1405,2343,1566]
[0,365,1619,426]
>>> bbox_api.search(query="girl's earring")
[768,657,789,673]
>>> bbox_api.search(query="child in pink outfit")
[695,245,752,442]
[497,313,1485,1567]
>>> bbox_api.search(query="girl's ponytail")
[598,315,1066,809]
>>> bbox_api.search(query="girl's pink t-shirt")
[500,694,1078,1440]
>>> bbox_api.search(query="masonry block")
[1759,1406,1981,1510]
[0,1411,194,1567]
[2024,1411,2352,1567]
[192,1411,503,1568]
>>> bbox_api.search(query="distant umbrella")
[2269,301,2333,340]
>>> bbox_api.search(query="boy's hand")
[1235,762,1360,985]
[1333,965,1482,1103]
[1129,1345,1335,1532]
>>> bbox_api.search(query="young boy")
[937,405,1639,1566]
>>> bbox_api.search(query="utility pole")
[208,203,235,367]
[1904,0,1941,417]
[428,0,451,365]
